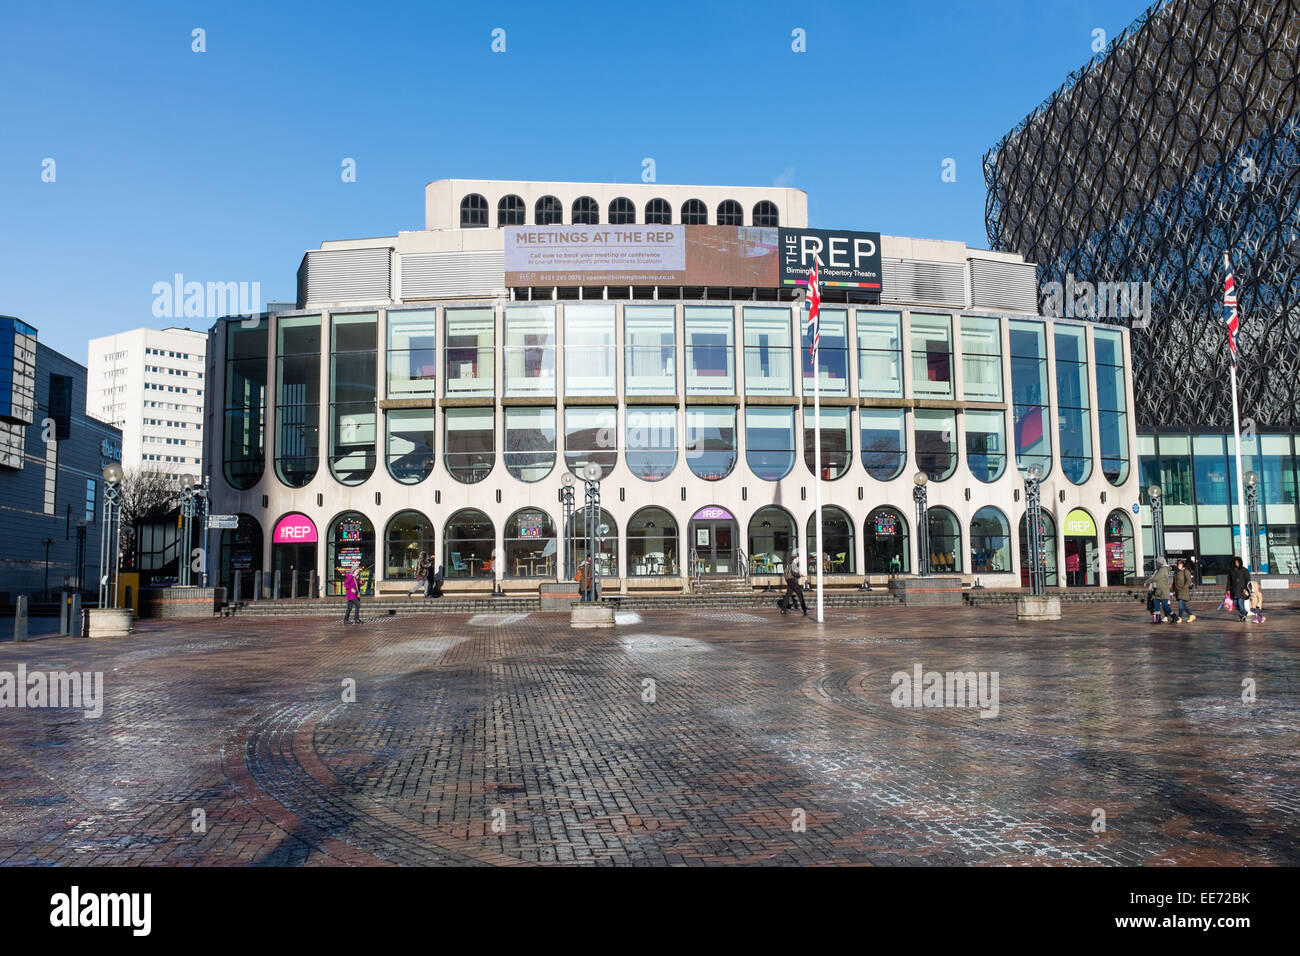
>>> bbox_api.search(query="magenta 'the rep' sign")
[691,505,734,522]
[273,513,317,544]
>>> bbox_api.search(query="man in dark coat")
[428,562,445,598]
[1227,557,1251,622]
[780,551,808,617]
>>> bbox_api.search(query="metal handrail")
[689,548,701,592]
[736,547,750,586]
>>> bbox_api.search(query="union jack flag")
[1223,251,1239,367]
[807,261,821,363]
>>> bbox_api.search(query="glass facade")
[1094,328,1130,485]
[386,408,435,484]
[628,507,678,575]
[857,312,902,398]
[625,406,676,481]
[504,407,556,482]
[965,409,1006,483]
[385,510,433,581]
[445,407,494,483]
[742,307,793,395]
[1009,319,1051,475]
[387,309,436,395]
[444,509,493,577]
[746,406,796,481]
[864,507,909,573]
[1055,324,1093,483]
[803,407,851,480]
[860,408,907,480]
[224,318,267,490]
[961,316,1002,401]
[275,314,320,487]
[504,305,556,397]
[915,408,957,481]
[927,507,961,572]
[911,314,954,398]
[748,506,795,575]
[685,406,737,480]
[805,508,855,574]
[445,307,494,396]
[804,309,849,396]
[506,508,557,578]
[565,406,617,478]
[625,306,676,395]
[564,304,616,396]
[685,307,734,394]
[329,312,377,486]
[970,506,1011,574]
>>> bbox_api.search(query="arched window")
[224,319,267,491]
[1104,509,1135,585]
[915,408,958,481]
[628,507,678,576]
[680,199,707,225]
[504,407,555,482]
[572,196,599,225]
[535,195,562,225]
[865,507,909,574]
[1010,319,1052,476]
[748,506,796,576]
[385,510,434,582]
[861,408,907,481]
[746,407,796,481]
[752,201,779,228]
[275,314,320,488]
[565,406,617,478]
[685,406,737,480]
[1095,329,1130,485]
[497,194,525,226]
[1018,510,1059,587]
[329,312,378,486]
[644,198,671,225]
[608,197,635,224]
[460,193,488,228]
[804,407,851,479]
[570,508,617,578]
[216,513,263,593]
[444,407,494,483]
[927,507,961,573]
[970,506,1011,574]
[716,199,743,226]
[966,409,1007,483]
[505,508,557,578]
[805,507,855,574]
[626,406,676,481]
[444,509,494,578]
[1055,324,1092,484]
[327,511,375,595]
[386,408,434,484]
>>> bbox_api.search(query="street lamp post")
[179,474,210,588]
[582,463,602,603]
[1148,483,1165,566]
[1024,464,1045,596]
[99,463,123,608]
[913,471,930,577]
[41,538,54,598]
[1244,470,1261,571]
[558,474,575,582]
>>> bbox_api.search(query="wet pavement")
[1,603,1297,866]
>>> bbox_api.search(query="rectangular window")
[504,305,556,397]
[504,407,557,482]
[564,304,616,396]
[329,312,378,485]
[1093,327,1130,485]
[445,307,495,396]
[911,313,953,398]
[386,407,436,484]
[685,306,734,395]
[625,305,676,396]
[387,309,437,396]
[803,308,848,396]
[856,311,902,398]
[275,314,320,487]
[742,307,793,395]
[1009,320,1051,475]
[564,406,617,478]
[1054,324,1092,484]
[960,316,1002,401]
[85,478,96,522]
[444,407,495,484]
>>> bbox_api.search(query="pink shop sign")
[691,505,734,522]
[273,513,317,544]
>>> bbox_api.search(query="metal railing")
[736,547,750,586]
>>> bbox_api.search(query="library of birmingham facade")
[986,0,1300,576]
[205,179,1143,597]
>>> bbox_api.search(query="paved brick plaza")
[1,603,1297,866]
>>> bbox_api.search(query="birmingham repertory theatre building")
[986,0,1300,577]
[204,178,1145,597]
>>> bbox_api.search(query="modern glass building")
[984,0,1300,576]
[203,180,1142,597]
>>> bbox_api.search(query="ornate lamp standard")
[558,472,575,582]
[912,471,930,577]
[1244,469,1261,571]
[581,462,602,602]
[1147,483,1165,566]
[178,474,210,587]
[1024,463,1045,596]
[99,463,123,608]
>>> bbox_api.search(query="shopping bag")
[1218,593,1233,612]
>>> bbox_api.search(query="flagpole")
[807,272,824,624]
[1225,251,1249,569]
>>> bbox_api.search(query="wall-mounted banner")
[1063,508,1097,537]
[778,228,882,290]
[505,225,779,287]
[272,513,317,544]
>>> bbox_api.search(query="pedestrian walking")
[427,561,444,598]
[1226,556,1251,623]
[1172,558,1196,623]
[343,562,364,624]
[780,550,808,617]
[1143,556,1174,623]
[407,551,430,596]
[1247,577,1266,624]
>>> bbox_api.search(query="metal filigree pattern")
[985,0,1300,429]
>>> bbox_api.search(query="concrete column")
[14,595,28,643]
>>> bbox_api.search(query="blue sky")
[1,0,1151,358]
